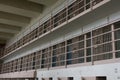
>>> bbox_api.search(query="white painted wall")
[37,63,120,80]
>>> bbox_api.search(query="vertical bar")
[84,35,87,63]
[48,47,51,70]
[51,46,53,68]
[91,0,93,10]
[84,0,86,11]
[40,51,42,69]
[91,30,94,65]
[66,0,69,22]
[50,12,53,30]
[65,41,67,68]
[111,24,115,59]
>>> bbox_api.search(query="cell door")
[96,77,106,80]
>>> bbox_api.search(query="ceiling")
[0,0,57,45]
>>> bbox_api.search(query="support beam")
[0,11,30,27]
[0,32,14,39]
[0,23,21,31]
[29,0,58,6]
[0,40,6,44]
[0,0,44,13]
[0,18,28,27]
[0,11,30,23]
[0,4,40,18]
[0,24,21,34]
[0,27,20,34]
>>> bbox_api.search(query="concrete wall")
[37,63,120,80]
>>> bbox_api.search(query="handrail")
[0,0,106,58]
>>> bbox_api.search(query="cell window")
[114,21,120,29]
[78,50,84,57]
[115,30,120,40]
[86,39,91,47]
[67,39,72,44]
[79,35,84,40]
[86,0,91,9]
[67,60,72,65]
[86,57,91,62]
[115,40,120,50]
[68,77,73,80]
[96,76,107,80]
[86,32,91,38]
[115,51,120,58]
[86,48,91,56]
[94,53,113,61]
